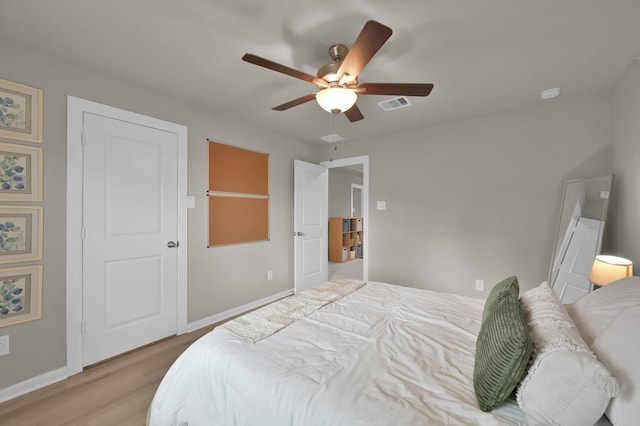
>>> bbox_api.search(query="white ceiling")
[2,1,640,145]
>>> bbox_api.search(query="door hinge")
[81,226,86,240]
[81,321,87,335]
[81,131,86,146]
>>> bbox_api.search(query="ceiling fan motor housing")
[328,44,349,62]
[317,44,350,84]
[317,62,341,82]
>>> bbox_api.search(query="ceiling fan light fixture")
[316,87,357,113]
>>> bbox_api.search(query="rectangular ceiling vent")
[378,96,411,112]
[320,133,345,143]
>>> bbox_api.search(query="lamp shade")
[316,87,357,113]
[589,255,633,286]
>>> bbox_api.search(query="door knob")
[167,241,178,248]
[293,232,304,236]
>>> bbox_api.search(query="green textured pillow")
[482,276,519,322]
[474,290,532,412]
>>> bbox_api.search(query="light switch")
[187,196,195,209]
[377,201,386,210]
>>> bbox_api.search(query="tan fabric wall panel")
[208,141,268,195]
[207,140,270,246]
[208,197,269,246]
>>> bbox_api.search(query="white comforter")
[149,282,517,425]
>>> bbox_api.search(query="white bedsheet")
[150,282,520,425]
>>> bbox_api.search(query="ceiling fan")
[242,20,434,122]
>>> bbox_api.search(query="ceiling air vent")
[378,96,411,112]
[320,133,345,143]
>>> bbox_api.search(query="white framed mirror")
[351,184,363,218]
[549,174,614,303]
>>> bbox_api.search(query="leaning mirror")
[351,184,363,218]
[549,175,614,303]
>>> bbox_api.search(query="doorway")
[293,156,369,291]
[323,157,368,282]
[66,96,188,375]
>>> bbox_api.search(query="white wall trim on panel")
[187,288,294,333]
[0,367,67,404]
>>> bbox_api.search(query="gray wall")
[611,60,640,266]
[0,39,321,389]
[322,93,613,297]
[329,168,363,218]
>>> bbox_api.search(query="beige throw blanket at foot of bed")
[221,279,366,343]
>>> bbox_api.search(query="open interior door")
[293,160,328,293]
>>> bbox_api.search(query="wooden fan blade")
[337,20,392,81]
[242,54,328,88]
[272,93,317,111]
[357,82,434,96]
[344,104,364,122]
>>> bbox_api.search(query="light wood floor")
[0,324,216,425]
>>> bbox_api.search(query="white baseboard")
[0,289,293,404]
[187,288,294,333]
[0,367,67,404]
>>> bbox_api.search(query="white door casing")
[67,96,188,375]
[294,160,328,293]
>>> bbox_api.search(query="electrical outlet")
[475,279,485,292]
[267,270,273,281]
[0,335,9,356]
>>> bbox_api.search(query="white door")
[294,160,328,293]
[551,216,603,303]
[82,113,179,366]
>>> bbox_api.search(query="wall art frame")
[0,77,43,143]
[0,264,43,327]
[0,205,43,264]
[0,142,43,202]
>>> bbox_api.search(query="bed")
[149,277,640,426]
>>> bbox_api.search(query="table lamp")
[589,255,634,287]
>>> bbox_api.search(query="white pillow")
[591,306,640,426]
[566,277,640,346]
[517,282,619,426]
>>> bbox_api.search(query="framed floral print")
[0,78,43,143]
[0,206,43,264]
[0,143,42,202]
[0,264,43,327]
